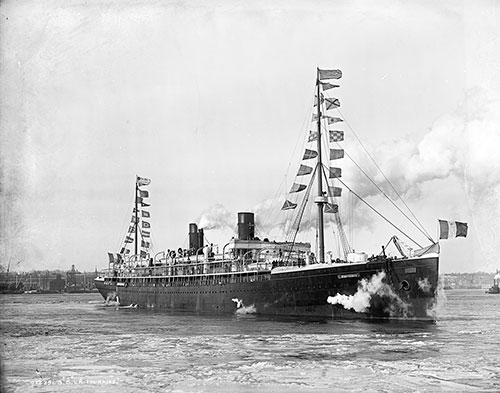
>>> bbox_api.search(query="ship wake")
[327,272,409,318]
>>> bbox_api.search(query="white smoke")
[417,277,431,294]
[231,298,257,314]
[197,203,234,230]
[327,271,408,317]
[426,276,447,320]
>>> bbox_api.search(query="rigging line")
[337,109,434,243]
[265,84,317,232]
[333,140,433,244]
[285,166,317,264]
[116,187,137,254]
[332,173,423,249]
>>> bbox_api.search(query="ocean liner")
[95,68,441,321]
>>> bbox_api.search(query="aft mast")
[134,180,139,256]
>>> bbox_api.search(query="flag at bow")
[318,69,342,80]
[439,220,468,239]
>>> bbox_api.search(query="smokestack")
[189,223,199,250]
[237,212,255,240]
[198,228,204,253]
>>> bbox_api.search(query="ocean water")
[1,290,499,393]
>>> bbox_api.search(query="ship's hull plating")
[95,256,439,321]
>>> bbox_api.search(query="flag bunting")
[290,183,307,193]
[329,167,342,178]
[330,148,344,160]
[325,97,340,110]
[328,186,342,197]
[308,131,319,142]
[318,69,342,80]
[136,176,151,186]
[329,130,344,142]
[303,149,318,160]
[281,200,298,210]
[326,116,343,124]
[324,203,339,213]
[297,164,313,176]
[320,82,340,91]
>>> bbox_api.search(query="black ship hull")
[95,255,439,321]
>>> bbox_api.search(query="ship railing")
[118,253,274,278]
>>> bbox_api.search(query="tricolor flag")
[136,176,151,186]
[303,149,318,160]
[327,117,343,124]
[324,203,339,213]
[439,220,468,240]
[320,82,340,91]
[125,236,134,243]
[328,186,342,197]
[139,190,149,198]
[325,97,340,110]
[308,131,319,142]
[318,69,342,80]
[142,230,151,238]
[281,200,298,211]
[290,183,307,193]
[329,130,344,142]
[142,211,150,218]
[329,167,342,178]
[297,164,313,176]
[142,221,151,229]
[330,148,344,160]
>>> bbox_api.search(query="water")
[1,290,499,392]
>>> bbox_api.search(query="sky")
[1,0,499,273]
